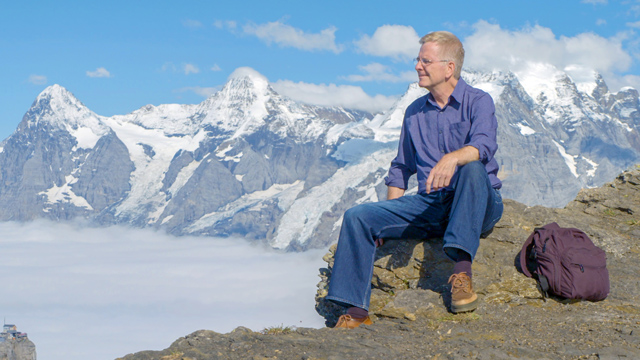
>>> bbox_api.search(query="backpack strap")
[519,222,560,277]
[537,274,550,300]
[519,229,537,278]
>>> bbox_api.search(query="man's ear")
[446,61,456,79]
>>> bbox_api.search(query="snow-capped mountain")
[479,65,640,207]
[0,65,638,250]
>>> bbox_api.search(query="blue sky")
[2,0,640,140]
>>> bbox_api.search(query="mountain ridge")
[0,65,638,250]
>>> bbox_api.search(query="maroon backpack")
[519,222,609,301]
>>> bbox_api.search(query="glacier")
[0,65,638,250]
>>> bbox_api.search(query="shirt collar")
[425,77,468,109]
[450,77,467,105]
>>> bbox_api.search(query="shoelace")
[336,315,354,326]
[448,273,472,293]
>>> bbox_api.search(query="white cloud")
[161,62,177,72]
[27,74,47,85]
[214,20,237,30]
[182,19,203,29]
[582,0,607,4]
[344,63,416,83]
[596,19,607,26]
[611,74,640,93]
[0,220,326,360]
[464,21,634,90]
[177,86,220,97]
[183,63,200,75]
[243,21,342,53]
[353,25,420,60]
[627,21,640,28]
[86,67,112,78]
[273,80,397,113]
[211,64,222,72]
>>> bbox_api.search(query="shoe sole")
[451,297,478,313]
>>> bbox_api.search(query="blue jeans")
[326,161,503,310]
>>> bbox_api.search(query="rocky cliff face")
[118,165,640,360]
[0,338,36,360]
[1,66,639,250]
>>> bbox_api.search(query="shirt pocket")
[448,121,471,150]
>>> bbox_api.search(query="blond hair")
[419,31,464,79]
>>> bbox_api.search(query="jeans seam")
[361,243,376,310]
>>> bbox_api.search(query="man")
[326,31,503,329]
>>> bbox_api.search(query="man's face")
[415,42,449,90]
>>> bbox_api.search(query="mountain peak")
[228,67,269,83]
[32,84,88,115]
[194,67,275,134]
[21,85,107,142]
[36,84,79,101]
[592,73,609,100]
[223,67,270,96]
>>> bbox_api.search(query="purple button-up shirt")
[385,78,502,193]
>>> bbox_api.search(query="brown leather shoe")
[333,314,373,329]
[448,272,478,313]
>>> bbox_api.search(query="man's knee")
[459,160,484,174]
[457,161,487,182]
[343,203,373,223]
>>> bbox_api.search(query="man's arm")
[387,186,405,200]
[385,109,418,193]
[425,145,479,194]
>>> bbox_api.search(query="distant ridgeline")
[0,324,36,360]
[0,66,638,250]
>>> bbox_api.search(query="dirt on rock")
[118,166,640,360]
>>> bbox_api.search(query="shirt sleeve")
[466,93,498,163]
[384,109,417,189]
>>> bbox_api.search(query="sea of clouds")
[0,220,327,360]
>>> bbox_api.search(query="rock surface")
[0,338,37,360]
[118,166,640,359]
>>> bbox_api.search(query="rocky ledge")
[0,337,36,360]
[119,166,640,360]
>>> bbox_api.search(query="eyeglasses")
[413,57,450,66]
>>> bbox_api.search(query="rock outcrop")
[316,165,640,325]
[119,165,640,360]
[0,338,36,360]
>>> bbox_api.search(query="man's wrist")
[451,146,479,166]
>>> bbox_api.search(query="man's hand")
[426,146,480,193]
[426,153,458,193]
[375,238,384,247]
